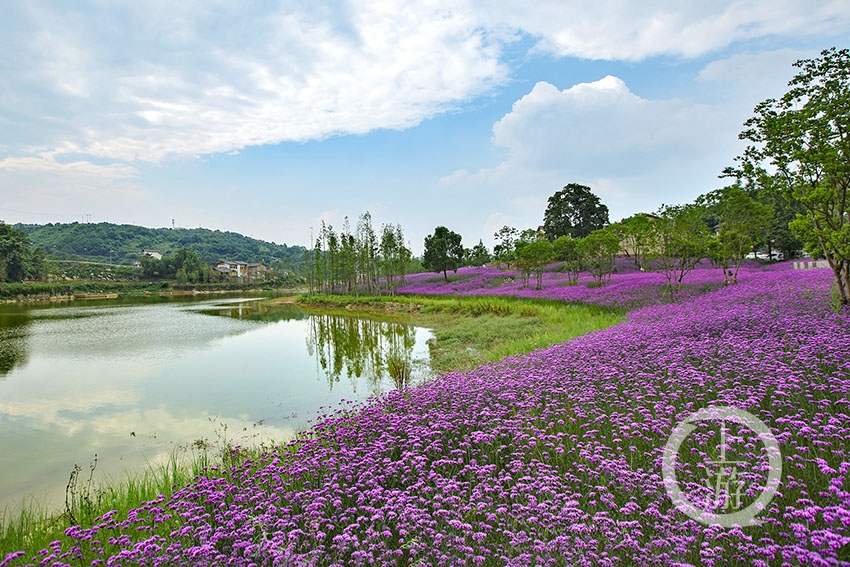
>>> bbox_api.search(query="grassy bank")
[297,293,625,373]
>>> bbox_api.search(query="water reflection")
[0,297,433,512]
[305,315,424,391]
[199,300,430,391]
[0,308,31,377]
[197,300,309,323]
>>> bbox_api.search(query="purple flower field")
[5,265,850,566]
[396,258,790,309]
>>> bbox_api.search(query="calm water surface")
[0,296,433,512]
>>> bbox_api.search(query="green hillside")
[14,222,305,266]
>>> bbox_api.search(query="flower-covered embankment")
[5,266,849,565]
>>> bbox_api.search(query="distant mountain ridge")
[14,222,305,265]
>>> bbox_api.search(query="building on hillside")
[214,261,268,281]
[141,249,163,260]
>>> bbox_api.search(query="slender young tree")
[697,186,773,283]
[652,204,712,296]
[576,227,620,284]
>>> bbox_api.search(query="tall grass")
[0,441,277,557]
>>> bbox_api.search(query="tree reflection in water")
[305,314,423,392]
[0,310,30,377]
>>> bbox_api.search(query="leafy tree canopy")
[466,240,491,268]
[731,47,850,304]
[0,222,45,282]
[697,186,774,283]
[422,226,464,282]
[543,183,609,240]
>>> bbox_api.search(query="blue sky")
[1,2,849,255]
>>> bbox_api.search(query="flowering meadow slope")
[5,266,850,566]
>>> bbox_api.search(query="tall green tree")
[0,222,45,282]
[732,47,850,304]
[356,212,379,294]
[618,214,657,270]
[576,227,620,284]
[697,186,774,283]
[543,183,609,239]
[466,240,491,267]
[515,238,554,289]
[492,225,518,269]
[422,226,464,282]
[379,223,411,295]
[552,235,584,283]
[652,204,712,296]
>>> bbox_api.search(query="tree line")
[15,222,305,266]
[306,212,413,295]
[0,222,45,283]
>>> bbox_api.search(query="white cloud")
[4,2,845,166]
[0,156,139,179]
[492,76,732,176]
[453,75,747,222]
[471,1,850,60]
[1,2,507,163]
[695,48,815,105]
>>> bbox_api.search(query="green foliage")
[14,222,304,267]
[0,223,45,282]
[618,213,657,270]
[733,47,850,303]
[465,239,491,267]
[515,239,554,289]
[140,248,209,282]
[307,214,412,296]
[492,225,518,268]
[697,186,774,283]
[543,183,609,239]
[379,223,412,295]
[748,186,804,260]
[652,203,712,296]
[422,226,464,282]
[552,235,583,282]
[576,226,620,283]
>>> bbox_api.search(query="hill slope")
[14,222,305,265]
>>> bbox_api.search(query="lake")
[0,295,434,513]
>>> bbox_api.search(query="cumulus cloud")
[492,76,728,175]
[444,74,747,222]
